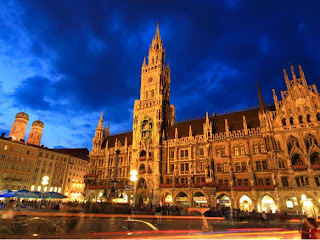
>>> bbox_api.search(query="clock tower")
[132,23,175,204]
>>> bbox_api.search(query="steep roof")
[52,148,89,161]
[101,132,133,149]
[100,106,275,148]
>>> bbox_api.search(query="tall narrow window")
[282,118,287,126]
[307,115,311,123]
[299,116,303,124]
[290,117,294,125]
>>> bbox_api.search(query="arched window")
[240,144,245,155]
[145,91,148,99]
[139,150,146,157]
[299,116,303,124]
[307,114,311,123]
[259,141,265,153]
[289,117,294,125]
[291,153,304,166]
[234,145,239,156]
[310,152,320,165]
[282,118,287,126]
[304,134,318,151]
[287,135,300,153]
[139,164,146,174]
[253,143,259,154]
[278,158,285,169]
[317,113,320,121]
[151,90,154,98]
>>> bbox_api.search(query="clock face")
[148,77,153,82]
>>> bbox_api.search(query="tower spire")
[257,81,265,113]
[291,65,297,81]
[97,110,103,129]
[298,65,307,86]
[155,21,160,39]
[283,68,290,90]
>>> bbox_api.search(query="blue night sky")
[0,0,319,149]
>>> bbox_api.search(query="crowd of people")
[0,199,320,238]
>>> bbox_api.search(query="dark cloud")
[11,76,52,110]
[0,0,319,147]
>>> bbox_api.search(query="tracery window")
[260,142,266,153]
[278,158,286,169]
[310,152,320,165]
[287,135,300,153]
[304,133,318,151]
[216,146,225,157]
[291,153,304,166]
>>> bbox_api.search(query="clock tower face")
[148,77,153,83]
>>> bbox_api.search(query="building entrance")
[261,195,276,213]
[239,195,253,211]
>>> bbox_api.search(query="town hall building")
[84,23,320,217]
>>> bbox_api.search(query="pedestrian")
[155,205,162,225]
[66,203,81,234]
[0,200,16,234]
[305,218,320,239]
[301,218,311,239]
[262,211,268,226]
[233,209,238,221]
[229,208,233,223]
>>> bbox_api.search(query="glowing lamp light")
[130,175,138,182]
[41,176,49,186]
[130,169,138,176]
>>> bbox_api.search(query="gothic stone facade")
[84,24,320,216]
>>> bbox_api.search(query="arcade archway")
[261,195,276,213]
[301,194,318,218]
[217,194,231,208]
[138,192,149,207]
[175,192,189,208]
[239,195,253,211]
[193,191,207,207]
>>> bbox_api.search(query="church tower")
[132,23,175,204]
[92,111,104,153]
[9,112,29,141]
[27,120,44,145]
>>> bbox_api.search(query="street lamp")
[41,176,49,192]
[129,169,138,215]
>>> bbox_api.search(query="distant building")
[0,114,89,201]
[85,23,320,218]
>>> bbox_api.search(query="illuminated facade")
[85,23,320,217]
[0,114,89,201]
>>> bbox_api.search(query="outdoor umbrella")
[0,190,35,198]
[31,191,43,198]
[0,189,12,195]
[41,192,67,199]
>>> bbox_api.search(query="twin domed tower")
[9,112,44,146]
